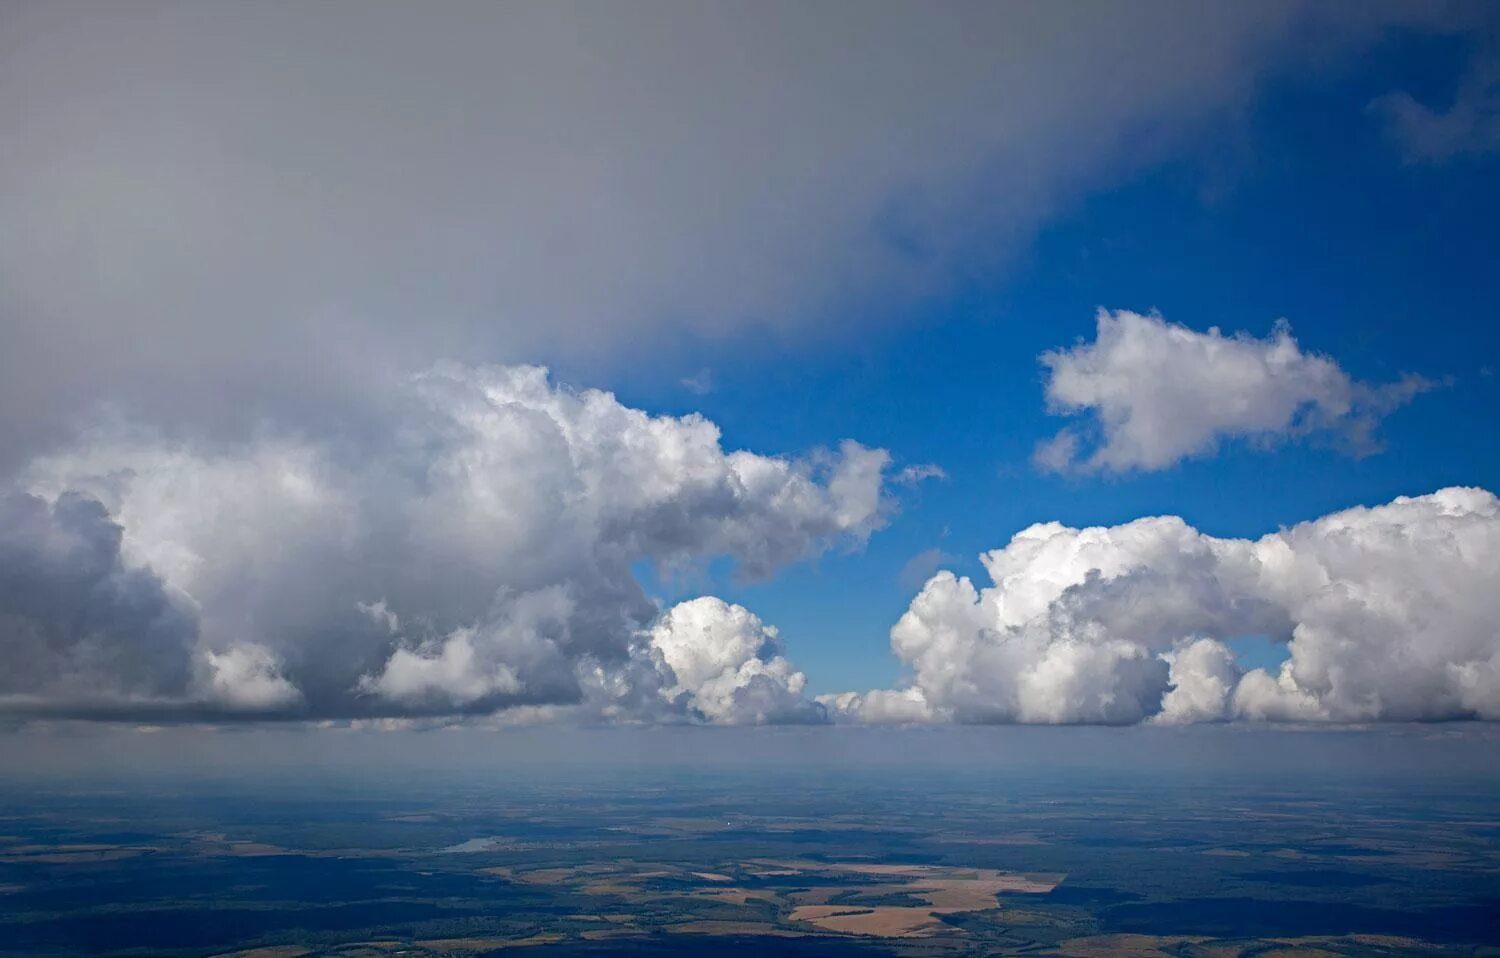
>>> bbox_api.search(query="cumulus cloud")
[204,646,303,713]
[0,492,197,712]
[816,688,936,725]
[1035,310,1434,473]
[646,597,823,725]
[1155,638,1241,726]
[6,365,884,723]
[828,487,1500,725]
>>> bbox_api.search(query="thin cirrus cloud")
[2,364,925,724]
[1033,310,1436,474]
[823,486,1500,725]
[1369,33,1500,163]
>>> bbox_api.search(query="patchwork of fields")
[1,765,1497,956]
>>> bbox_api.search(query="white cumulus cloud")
[646,597,822,725]
[828,487,1500,725]
[1036,310,1434,473]
[7,364,895,723]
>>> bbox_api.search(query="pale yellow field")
[1052,934,1214,958]
[580,928,641,940]
[412,933,562,951]
[789,905,946,937]
[692,886,779,905]
[205,947,312,958]
[668,920,812,937]
[513,867,578,884]
[0,845,155,864]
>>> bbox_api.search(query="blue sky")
[612,28,1500,694]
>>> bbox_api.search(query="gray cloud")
[0,492,198,711]
[898,547,959,591]
[826,487,1500,725]
[6,364,895,723]
[0,1,1458,464]
[1371,24,1500,163]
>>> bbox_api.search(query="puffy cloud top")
[647,597,823,725]
[1036,310,1433,473]
[5,365,891,722]
[828,487,1500,725]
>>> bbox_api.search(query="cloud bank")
[1035,310,1433,473]
[826,487,1500,725]
[0,2,1460,466]
[8,424,1497,728]
[3,365,889,723]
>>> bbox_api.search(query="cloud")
[1154,638,1241,726]
[6,365,888,723]
[680,370,715,396]
[898,548,959,591]
[646,597,823,725]
[1035,310,1435,473]
[0,492,198,712]
[816,688,936,725]
[0,2,1460,465]
[827,487,1500,725]
[1370,36,1500,162]
[204,645,303,712]
[893,464,948,486]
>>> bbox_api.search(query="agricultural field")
[1,760,1497,956]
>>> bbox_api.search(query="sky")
[1,1,1498,733]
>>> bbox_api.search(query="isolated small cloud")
[1370,43,1500,163]
[1030,429,1081,475]
[204,645,303,712]
[893,463,948,486]
[1035,309,1435,473]
[898,547,959,590]
[681,369,714,395]
[835,487,1500,725]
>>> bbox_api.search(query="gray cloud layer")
[0,1,1458,464]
